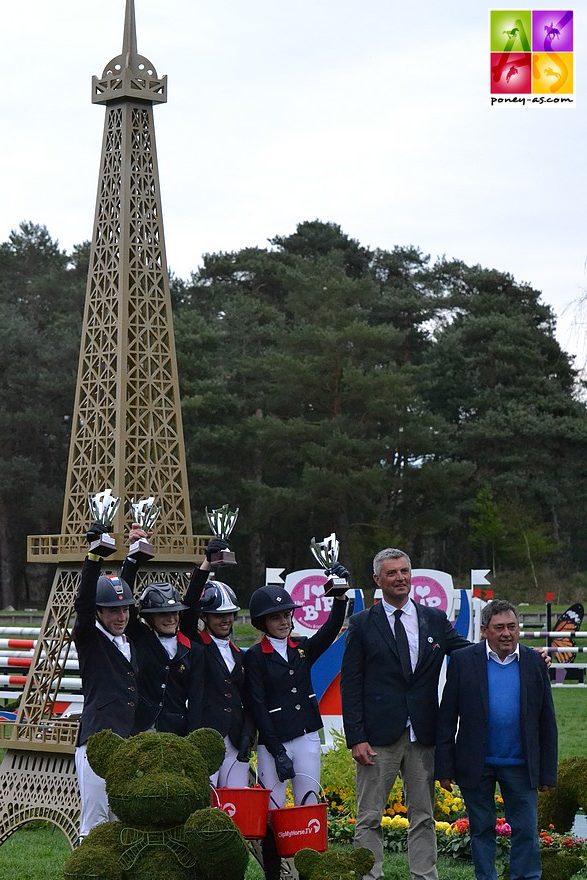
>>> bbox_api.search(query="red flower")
[451,818,470,834]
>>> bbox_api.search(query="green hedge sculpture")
[537,757,587,832]
[63,728,249,880]
[501,850,584,880]
[294,846,374,880]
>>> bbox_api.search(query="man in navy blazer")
[341,548,470,880]
[436,599,557,880]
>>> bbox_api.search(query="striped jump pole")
[0,638,37,650]
[0,627,45,637]
[0,674,82,690]
[0,656,79,671]
[519,631,587,638]
[0,644,78,658]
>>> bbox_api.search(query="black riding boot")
[261,828,282,880]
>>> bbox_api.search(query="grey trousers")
[354,731,438,880]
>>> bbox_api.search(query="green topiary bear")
[294,846,375,880]
[537,757,587,832]
[63,728,249,880]
[500,850,585,880]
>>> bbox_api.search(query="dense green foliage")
[64,728,249,880]
[0,224,86,607]
[294,846,374,880]
[2,219,587,606]
[538,757,587,832]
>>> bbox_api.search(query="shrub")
[538,758,587,832]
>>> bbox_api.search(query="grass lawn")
[0,825,480,879]
[0,688,585,877]
[552,688,587,761]
[0,626,584,877]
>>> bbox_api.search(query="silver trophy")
[88,489,120,557]
[205,504,239,566]
[128,496,160,563]
[310,532,349,596]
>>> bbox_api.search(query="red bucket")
[214,785,271,839]
[271,801,328,857]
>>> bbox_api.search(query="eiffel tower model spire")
[0,0,207,847]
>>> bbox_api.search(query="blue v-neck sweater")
[485,658,525,766]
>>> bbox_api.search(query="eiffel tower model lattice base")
[0,1,208,848]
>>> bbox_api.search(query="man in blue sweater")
[435,599,557,880]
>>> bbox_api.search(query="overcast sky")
[2,1,586,369]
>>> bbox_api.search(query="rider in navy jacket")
[180,539,255,786]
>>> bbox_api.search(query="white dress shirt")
[382,598,419,741]
[382,597,420,672]
[95,620,131,662]
[157,633,178,659]
[212,634,236,672]
[485,640,520,666]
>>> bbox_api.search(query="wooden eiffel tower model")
[0,0,207,847]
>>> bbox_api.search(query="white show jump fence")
[0,627,83,718]
[0,623,586,721]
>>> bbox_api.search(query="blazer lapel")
[129,643,139,676]
[174,640,190,663]
[210,640,234,674]
[371,603,401,664]
[474,642,489,718]
[259,635,290,667]
[415,602,428,671]
[518,645,529,727]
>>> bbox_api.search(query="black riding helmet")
[139,583,188,614]
[249,585,300,630]
[198,581,240,615]
[96,575,134,608]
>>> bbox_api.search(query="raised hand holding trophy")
[87,489,120,557]
[128,496,159,563]
[205,504,239,566]
[310,532,350,596]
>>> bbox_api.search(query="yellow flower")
[435,821,451,833]
[389,816,409,829]
[381,816,393,827]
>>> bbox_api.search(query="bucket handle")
[225,759,259,786]
[291,773,325,805]
[267,773,325,809]
[212,760,259,790]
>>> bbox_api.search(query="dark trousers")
[461,764,540,880]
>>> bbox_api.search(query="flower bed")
[540,826,587,853]
[320,734,587,866]
[328,813,586,864]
